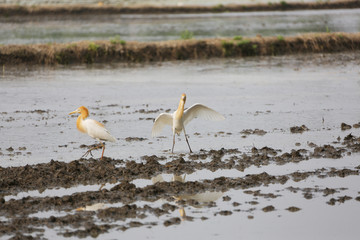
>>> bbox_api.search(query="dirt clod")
[341,123,352,130]
[286,206,301,212]
[262,205,275,212]
[290,125,309,133]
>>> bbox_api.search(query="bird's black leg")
[183,127,193,153]
[172,133,175,153]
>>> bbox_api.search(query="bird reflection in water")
[151,174,223,220]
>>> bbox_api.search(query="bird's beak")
[69,110,78,115]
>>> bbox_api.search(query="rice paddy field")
[0,1,360,239]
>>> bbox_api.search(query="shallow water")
[0,9,359,44]
[1,52,360,239]
[1,52,360,167]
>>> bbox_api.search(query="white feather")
[183,103,225,126]
[83,119,116,142]
[151,113,173,137]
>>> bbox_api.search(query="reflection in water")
[152,174,223,220]
[76,202,107,211]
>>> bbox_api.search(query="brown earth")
[0,132,360,238]
[0,0,359,16]
[0,32,360,65]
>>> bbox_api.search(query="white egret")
[69,106,116,160]
[152,93,225,153]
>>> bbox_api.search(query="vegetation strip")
[0,32,359,65]
[0,0,359,15]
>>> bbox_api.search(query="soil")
[0,132,360,239]
[290,125,309,133]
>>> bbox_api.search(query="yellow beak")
[69,110,78,115]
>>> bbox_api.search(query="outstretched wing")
[183,104,225,126]
[152,113,173,137]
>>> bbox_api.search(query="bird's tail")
[108,135,116,142]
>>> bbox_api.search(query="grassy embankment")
[0,0,359,15]
[0,32,359,65]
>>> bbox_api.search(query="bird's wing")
[152,113,173,137]
[84,119,116,142]
[183,103,225,126]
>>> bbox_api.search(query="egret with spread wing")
[152,93,225,153]
[69,106,116,160]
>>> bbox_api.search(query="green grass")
[212,4,225,12]
[110,35,126,45]
[88,42,100,52]
[221,41,234,57]
[180,30,194,40]
[237,39,251,46]
[280,1,288,7]
[233,35,243,41]
[277,35,285,41]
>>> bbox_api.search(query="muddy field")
[1,52,360,239]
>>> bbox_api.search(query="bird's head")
[69,106,88,116]
[181,93,186,102]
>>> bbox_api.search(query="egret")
[69,106,116,160]
[152,93,225,153]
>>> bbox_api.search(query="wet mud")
[0,132,360,239]
[290,125,309,133]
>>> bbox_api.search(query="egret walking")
[69,106,116,160]
[152,94,225,153]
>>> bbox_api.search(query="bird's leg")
[81,144,102,159]
[100,142,105,160]
[183,127,193,153]
[172,133,175,153]
[99,183,106,191]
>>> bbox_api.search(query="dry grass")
[0,32,359,65]
[0,0,359,15]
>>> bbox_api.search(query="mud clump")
[327,196,352,205]
[125,137,147,142]
[323,188,337,197]
[223,196,231,201]
[286,206,301,212]
[241,129,267,136]
[217,210,233,216]
[311,145,343,159]
[163,217,181,227]
[341,122,352,130]
[290,125,309,133]
[262,205,275,212]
